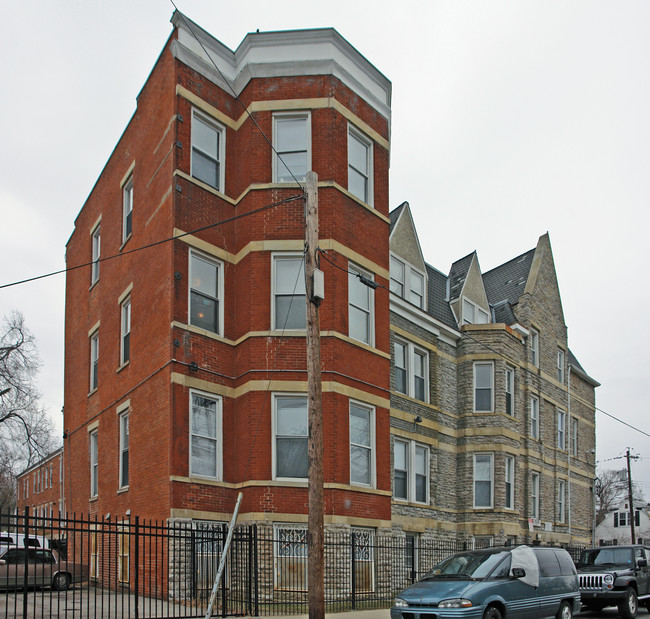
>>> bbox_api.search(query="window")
[474,362,494,412]
[349,265,374,345]
[91,225,100,285]
[393,439,428,503]
[530,328,539,367]
[557,409,566,450]
[531,472,540,519]
[190,392,221,479]
[348,126,372,204]
[274,395,308,479]
[571,418,578,456]
[557,480,566,523]
[462,298,489,325]
[273,255,306,330]
[119,411,129,489]
[274,525,307,591]
[122,175,133,243]
[530,396,539,439]
[120,298,131,366]
[393,340,428,402]
[505,366,514,415]
[274,113,309,183]
[190,252,222,334]
[473,453,493,508]
[117,522,129,583]
[390,256,425,309]
[473,536,494,549]
[89,430,98,498]
[350,401,374,486]
[505,456,514,509]
[192,111,224,190]
[90,331,99,391]
[557,349,565,382]
[352,528,375,593]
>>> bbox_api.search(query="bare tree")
[596,468,645,526]
[0,311,56,509]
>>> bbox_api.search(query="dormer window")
[390,255,425,309]
[462,298,489,325]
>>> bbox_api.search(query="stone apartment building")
[389,203,598,546]
[16,12,598,571]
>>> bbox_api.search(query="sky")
[1,1,649,497]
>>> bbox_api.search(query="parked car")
[0,547,88,591]
[391,545,580,619]
[577,545,650,619]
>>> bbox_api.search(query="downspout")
[567,363,572,539]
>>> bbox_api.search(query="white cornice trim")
[390,295,460,347]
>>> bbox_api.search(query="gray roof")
[389,202,407,233]
[447,252,475,302]
[483,248,535,306]
[491,300,518,325]
[425,265,458,329]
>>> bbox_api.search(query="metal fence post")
[253,524,259,617]
[134,516,140,619]
[351,532,356,611]
[22,506,29,619]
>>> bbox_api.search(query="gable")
[389,203,426,272]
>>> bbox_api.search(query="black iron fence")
[0,510,587,618]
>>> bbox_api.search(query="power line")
[0,194,303,291]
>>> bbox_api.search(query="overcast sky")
[2,1,649,496]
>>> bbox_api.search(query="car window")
[555,550,577,576]
[0,536,13,544]
[432,550,510,579]
[580,548,634,567]
[490,554,512,579]
[2,549,26,565]
[536,549,561,576]
[35,550,55,564]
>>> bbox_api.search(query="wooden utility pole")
[626,448,636,544]
[305,171,324,619]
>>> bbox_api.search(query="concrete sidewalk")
[257,610,391,619]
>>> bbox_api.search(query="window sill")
[119,234,132,251]
[89,496,98,502]
[117,361,130,374]
[117,486,129,494]
[88,388,98,397]
[89,279,99,292]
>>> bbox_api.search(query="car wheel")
[556,601,573,619]
[618,587,638,619]
[484,606,503,619]
[52,573,70,591]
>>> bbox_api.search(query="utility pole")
[626,448,636,544]
[305,171,324,619]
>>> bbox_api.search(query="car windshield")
[579,548,633,568]
[424,550,510,580]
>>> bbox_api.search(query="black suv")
[577,545,650,618]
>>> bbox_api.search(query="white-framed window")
[190,391,222,480]
[274,112,310,183]
[473,536,493,549]
[393,340,428,402]
[122,175,133,243]
[120,298,131,366]
[393,439,429,503]
[191,110,225,191]
[530,328,539,367]
[91,224,100,285]
[272,254,306,330]
[348,125,373,204]
[557,349,565,382]
[505,456,514,510]
[462,298,489,325]
[474,362,494,412]
[531,472,540,519]
[350,400,374,487]
[389,255,425,309]
[119,411,129,489]
[274,395,308,480]
[557,480,566,523]
[189,251,223,334]
[473,453,493,508]
[505,366,514,415]
[117,521,130,583]
[89,430,98,498]
[90,330,99,391]
[274,524,307,591]
[530,396,539,439]
[571,417,578,456]
[557,409,566,450]
[348,264,374,345]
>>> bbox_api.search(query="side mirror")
[637,559,647,568]
[0,559,6,565]
[512,567,526,579]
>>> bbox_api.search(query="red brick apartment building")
[63,12,392,533]
[15,448,64,523]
